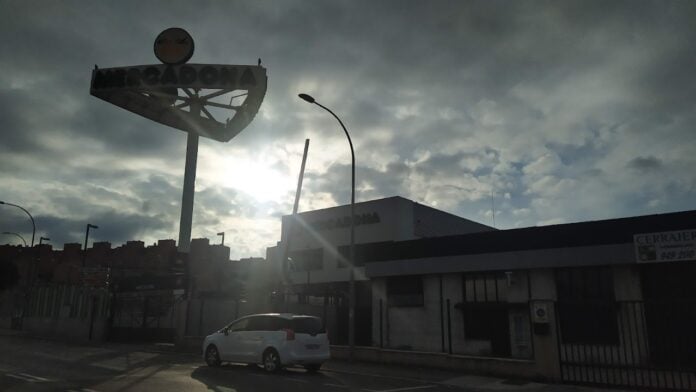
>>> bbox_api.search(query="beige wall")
[370,269,570,381]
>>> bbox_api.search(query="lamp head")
[298,93,315,104]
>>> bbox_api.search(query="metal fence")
[26,284,110,320]
[557,300,696,390]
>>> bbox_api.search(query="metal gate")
[108,291,177,342]
[557,300,696,390]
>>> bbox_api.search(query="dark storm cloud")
[0,88,46,153]
[195,187,243,218]
[1,0,695,256]
[627,156,663,172]
[303,147,506,207]
[305,161,412,205]
[545,133,612,167]
[34,210,172,247]
[131,175,182,208]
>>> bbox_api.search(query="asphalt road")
[0,335,467,392]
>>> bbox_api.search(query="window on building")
[463,273,507,303]
[387,275,424,307]
[289,248,323,271]
[459,272,517,357]
[556,267,619,344]
[337,245,365,268]
[457,272,536,358]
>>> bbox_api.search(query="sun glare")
[198,144,299,206]
[203,153,293,205]
[232,164,291,203]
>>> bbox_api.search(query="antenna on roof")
[491,189,496,228]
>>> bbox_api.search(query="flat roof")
[353,209,696,264]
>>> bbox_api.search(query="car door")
[220,317,250,361]
[246,316,282,362]
[227,315,265,362]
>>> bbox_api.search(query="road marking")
[93,352,158,371]
[6,374,36,382]
[365,386,436,392]
[6,373,52,382]
[18,372,51,381]
[324,383,349,388]
[283,377,310,383]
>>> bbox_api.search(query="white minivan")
[202,313,330,373]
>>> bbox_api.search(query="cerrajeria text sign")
[634,229,696,263]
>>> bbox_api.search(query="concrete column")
[529,269,562,381]
[371,279,386,347]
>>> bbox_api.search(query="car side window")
[228,318,249,332]
[270,316,290,331]
[292,317,325,334]
[246,316,287,331]
[246,316,264,331]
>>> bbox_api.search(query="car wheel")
[262,348,281,373]
[205,344,221,367]
[304,363,321,373]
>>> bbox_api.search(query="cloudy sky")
[1,1,695,259]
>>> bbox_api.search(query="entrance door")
[641,261,696,364]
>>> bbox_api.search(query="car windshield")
[292,317,324,335]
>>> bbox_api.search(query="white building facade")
[265,196,493,345]
[267,196,494,286]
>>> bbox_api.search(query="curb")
[318,364,554,392]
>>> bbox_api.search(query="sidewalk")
[0,329,626,392]
[320,359,626,392]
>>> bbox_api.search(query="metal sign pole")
[280,139,310,306]
[177,99,201,253]
[177,133,199,252]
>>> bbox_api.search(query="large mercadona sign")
[90,28,268,251]
[310,212,381,231]
[92,64,261,90]
[90,63,266,142]
[90,27,267,142]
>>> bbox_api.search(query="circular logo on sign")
[536,308,546,318]
[154,28,194,65]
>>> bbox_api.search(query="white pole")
[178,99,201,253]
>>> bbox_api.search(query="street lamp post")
[83,224,99,268]
[1,231,27,247]
[39,237,50,245]
[0,201,36,247]
[298,93,356,359]
[217,232,225,246]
